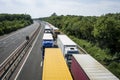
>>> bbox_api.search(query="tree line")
[0,14,33,35]
[40,13,120,78]
[41,13,120,54]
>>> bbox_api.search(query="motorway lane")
[0,21,39,64]
[16,22,44,80]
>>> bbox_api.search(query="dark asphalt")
[0,21,39,64]
[16,22,44,80]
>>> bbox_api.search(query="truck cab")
[44,25,52,33]
[42,33,54,59]
[57,35,79,67]
[65,47,79,67]
[42,39,54,47]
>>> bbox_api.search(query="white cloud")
[0,0,120,18]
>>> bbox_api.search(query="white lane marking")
[14,25,43,80]
[0,41,26,67]
[0,23,39,66]
[14,42,34,80]
[40,61,42,67]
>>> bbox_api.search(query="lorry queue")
[42,22,119,80]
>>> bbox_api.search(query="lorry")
[42,33,54,58]
[42,48,73,80]
[52,27,60,39]
[44,25,52,33]
[45,22,60,39]
[49,25,60,38]
[71,54,119,80]
[57,35,79,66]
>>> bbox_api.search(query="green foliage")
[69,36,111,62]
[51,12,57,16]
[93,15,120,52]
[0,14,33,35]
[108,62,120,78]
[41,13,120,53]
[40,13,120,79]
[69,36,120,78]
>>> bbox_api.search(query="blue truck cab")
[42,33,54,59]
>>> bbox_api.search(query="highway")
[0,21,39,65]
[0,20,118,80]
[14,21,44,80]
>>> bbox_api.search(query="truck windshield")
[67,51,79,54]
[43,40,53,41]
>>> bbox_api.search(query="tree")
[93,16,120,52]
[51,13,57,16]
[0,14,33,35]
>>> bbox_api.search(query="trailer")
[48,24,60,39]
[44,25,51,33]
[57,35,79,65]
[71,54,119,80]
[42,33,54,58]
[52,27,60,39]
[42,33,54,47]
[42,48,73,80]
[45,22,60,39]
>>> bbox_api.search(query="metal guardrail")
[77,45,88,54]
[0,25,41,80]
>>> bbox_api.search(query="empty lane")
[15,22,44,80]
[0,21,39,64]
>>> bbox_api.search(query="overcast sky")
[0,0,120,18]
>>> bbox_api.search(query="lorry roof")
[42,48,73,80]
[51,25,59,30]
[58,35,76,45]
[72,54,119,80]
[43,33,53,40]
[53,27,59,30]
[45,25,51,30]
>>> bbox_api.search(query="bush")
[0,14,33,35]
[69,36,111,61]
[108,62,120,78]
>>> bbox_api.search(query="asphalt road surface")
[15,22,44,80]
[0,21,39,65]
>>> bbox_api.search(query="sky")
[0,0,120,18]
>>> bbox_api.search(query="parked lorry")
[52,27,60,39]
[49,25,60,39]
[42,33,54,58]
[57,35,79,65]
[42,48,73,80]
[44,25,51,33]
[71,54,119,80]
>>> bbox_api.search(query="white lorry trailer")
[44,25,51,33]
[57,35,79,66]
